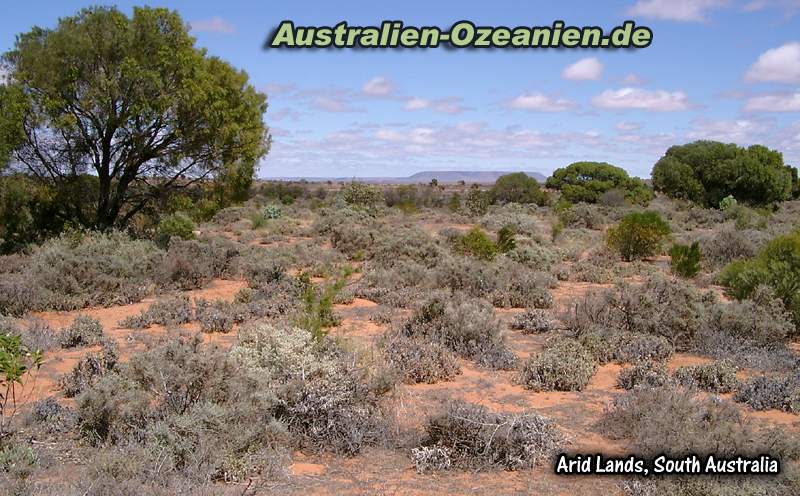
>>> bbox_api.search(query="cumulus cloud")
[506,92,576,112]
[403,96,470,114]
[626,0,729,22]
[189,17,236,34]
[687,117,773,142]
[362,76,396,97]
[562,57,604,81]
[592,87,691,111]
[744,90,800,111]
[745,42,800,83]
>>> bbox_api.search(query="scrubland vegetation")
[1,5,800,496]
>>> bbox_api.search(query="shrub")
[17,318,58,351]
[399,295,517,370]
[59,340,118,397]
[416,400,563,471]
[156,212,196,247]
[490,172,549,206]
[617,361,672,390]
[340,181,382,207]
[231,324,387,455]
[194,298,242,333]
[558,202,606,229]
[120,295,194,329]
[734,375,800,413]
[380,333,460,384]
[719,194,737,211]
[59,314,104,348]
[0,231,160,314]
[708,286,794,346]
[510,309,553,334]
[718,230,800,329]
[674,360,739,393]
[496,225,516,253]
[606,211,671,261]
[504,243,556,272]
[465,185,490,216]
[669,241,701,278]
[263,204,282,219]
[700,227,766,270]
[651,141,792,207]
[601,385,793,458]
[546,162,652,205]
[0,333,43,434]
[453,226,497,260]
[518,339,596,391]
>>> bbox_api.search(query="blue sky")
[2,1,800,178]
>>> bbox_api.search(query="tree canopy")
[545,161,652,205]
[0,6,270,229]
[651,141,793,207]
[490,172,549,206]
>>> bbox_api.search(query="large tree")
[1,6,270,229]
[651,141,792,207]
[545,161,653,205]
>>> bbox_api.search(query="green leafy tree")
[0,6,270,229]
[490,172,549,206]
[669,242,702,278]
[0,85,27,170]
[546,161,652,205]
[651,141,792,207]
[606,211,671,262]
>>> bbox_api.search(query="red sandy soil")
[14,268,800,495]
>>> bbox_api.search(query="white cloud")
[744,90,800,111]
[622,73,647,86]
[592,87,691,111]
[262,83,297,95]
[743,0,800,15]
[403,96,470,114]
[362,76,396,97]
[616,121,644,131]
[189,17,236,34]
[687,118,772,142]
[745,42,800,84]
[506,92,576,112]
[562,57,604,81]
[626,0,728,22]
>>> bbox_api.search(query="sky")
[2,1,800,179]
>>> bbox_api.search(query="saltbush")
[674,360,739,393]
[518,339,596,391]
[617,361,672,390]
[510,309,553,334]
[734,375,800,413]
[415,400,563,471]
[380,333,460,384]
[59,314,104,348]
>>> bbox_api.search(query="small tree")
[1,6,270,229]
[341,181,382,207]
[1,333,43,434]
[669,242,701,278]
[490,172,549,206]
[606,212,671,262]
[496,225,516,253]
[546,162,652,205]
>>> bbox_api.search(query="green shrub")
[651,141,793,207]
[546,161,652,205]
[669,241,701,278]
[0,333,43,434]
[490,172,549,206]
[263,204,282,219]
[453,226,497,260]
[606,211,671,261]
[518,339,596,391]
[414,400,563,471]
[340,181,382,207]
[719,194,737,211]
[718,230,800,329]
[496,225,516,253]
[156,212,196,247]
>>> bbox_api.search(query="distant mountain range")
[266,170,547,184]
